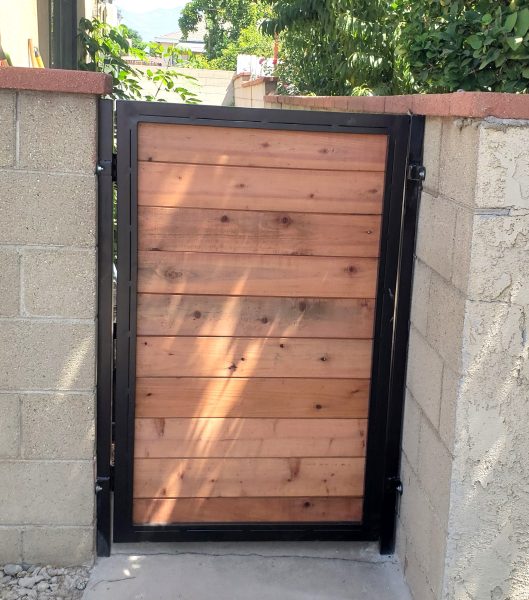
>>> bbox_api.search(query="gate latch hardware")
[95,476,110,494]
[407,163,426,183]
[387,476,403,495]
[96,154,117,181]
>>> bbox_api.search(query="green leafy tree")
[398,0,529,93]
[179,0,271,60]
[209,24,274,70]
[263,0,411,96]
[78,18,199,102]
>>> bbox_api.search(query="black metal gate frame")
[96,100,424,555]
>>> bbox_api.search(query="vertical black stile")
[96,98,114,557]
[379,116,426,553]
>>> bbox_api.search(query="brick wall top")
[0,67,112,96]
[265,92,529,119]
[241,76,278,89]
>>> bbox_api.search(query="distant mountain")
[119,8,183,43]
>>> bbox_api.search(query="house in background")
[154,19,207,58]
[0,0,117,70]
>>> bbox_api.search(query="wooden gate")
[105,102,424,551]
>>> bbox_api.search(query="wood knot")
[315,404,322,410]
[261,316,268,324]
[347,265,357,274]
[280,215,291,226]
[298,301,307,312]
[280,343,285,348]
[221,215,229,223]
[165,268,182,280]
[193,310,202,319]
[319,148,329,154]
[304,501,311,508]
[228,363,237,371]
[320,355,328,362]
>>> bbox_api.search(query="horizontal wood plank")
[133,457,365,498]
[136,378,370,419]
[138,251,378,298]
[138,123,388,171]
[138,162,384,214]
[137,295,375,339]
[133,496,363,524]
[134,418,367,458]
[136,337,373,378]
[138,207,381,257]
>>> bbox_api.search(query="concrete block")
[406,328,443,429]
[401,390,421,469]
[0,247,20,316]
[21,393,95,460]
[417,417,452,528]
[416,192,457,280]
[423,117,442,196]
[23,527,94,566]
[467,213,529,305]
[399,467,432,565]
[428,513,448,599]
[22,249,96,318]
[403,545,437,600]
[476,121,529,211]
[0,461,94,526]
[439,118,479,208]
[0,527,22,563]
[18,92,97,173]
[0,321,95,391]
[426,273,466,373]
[439,365,459,453]
[410,259,431,336]
[0,90,16,167]
[0,171,96,246]
[0,395,20,458]
[451,205,474,294]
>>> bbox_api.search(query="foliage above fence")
[263,0,529,95]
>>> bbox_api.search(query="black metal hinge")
[96,153,117,182]
[387,476,403,495]
[407,163,426,183]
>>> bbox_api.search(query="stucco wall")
[136,67,236,106]
[0,89,98,565]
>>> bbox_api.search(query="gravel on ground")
[0,564,91,600]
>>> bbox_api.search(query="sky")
[114,0,189,41]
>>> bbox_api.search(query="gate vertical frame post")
[96,98,115,557]
[379,115,426,553]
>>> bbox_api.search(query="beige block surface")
[410,259,431,336]
[401,390,421,469]
[18,92,97,173]
[416,192,457,281]
[426,273,466,373]
[0,247,20,316]
[406,328,443,429]
[475,122,529,211]
[417,418,452,528]
[451,205,474,294]
[0,321,95,390]
[0,461,94,525]
[423,117,442,196]
[0,395,20,458]
[23,527,94,566]
[468,214,529,305]
[0,171,96,246]
[0,527,22,564]
[403,545,437,600]
[22,249,96,318]
[0,90,16,168]
[439,118,479,208]
[439,365,459,453]
[21,393,95,460]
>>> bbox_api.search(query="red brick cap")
[0,67,112,96]
[265,92,529,119]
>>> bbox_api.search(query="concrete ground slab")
[83,542,412,600]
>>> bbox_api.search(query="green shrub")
[399,0,529,92]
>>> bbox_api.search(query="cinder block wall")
[0,86,99,565]
[233,75,277,109]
